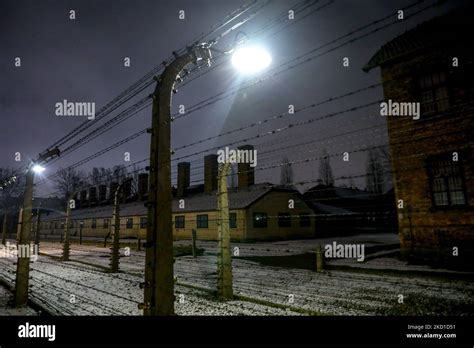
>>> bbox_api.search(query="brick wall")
[379,46,474,267]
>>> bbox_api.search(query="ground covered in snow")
[0,234,473,316]
[0,284,39,316]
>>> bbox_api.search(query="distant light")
[231,45,272,74]
[32,164,45,174]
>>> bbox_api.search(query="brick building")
[364,6,474,267]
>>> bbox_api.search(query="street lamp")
[143,44,213,316]
[14,148,59,307]
[231,45,272,74]
[143,40,272,315]
[32,164,45,174]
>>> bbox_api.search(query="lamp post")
[14,147,59,307]
[231,45,272,74]
[14,165,35,307]
[143,45,212,316]
[142,42,271,315]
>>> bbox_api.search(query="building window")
[175,215,185,229]
[229,213,237,229]
[418,71,449,114]
[60,222,65,229]
[91,219,97,229]
[428,155,467,207]
[300,213,311,227]
[196,214,208,229]
[278,213,291,228]
[253,213,267,228]
[140,217,147,229]
[103,219,109,229]
[126,218,133,229]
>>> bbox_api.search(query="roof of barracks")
[41,183,303,222]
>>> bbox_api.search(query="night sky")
[0,0,466,196]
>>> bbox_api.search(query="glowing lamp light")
[231,45,272,74]
[32,164,45,174]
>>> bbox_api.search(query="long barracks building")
[39,147,314,242]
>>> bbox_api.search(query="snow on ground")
[1,235,473,316]
[0,249,299,316]
[328,253,474,274]
[0,284,39,316]
[174,232,400,257]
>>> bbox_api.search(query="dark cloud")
[0,0,467,195]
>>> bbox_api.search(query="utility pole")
[217,162,233,300]
[14,147,59,307]
[110,178,131,273]
[1,211,7,245]
[143,45,212,315]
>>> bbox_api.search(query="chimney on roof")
[80,190,88,208]
[177,162,190,197]
[122,179,132,203]
[98,184,107,202]
[204,154,218,193]
[238,144,255,188]
[138,173,149,201]
[89,187,98,206]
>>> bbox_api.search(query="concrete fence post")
[110,178,131,273]
[191,229,197,258]
[316,244,324,272]
[1,211,8,246]
[62,199,72,261]
[34,204,41,252]
[217,162,233,300]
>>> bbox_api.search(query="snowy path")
[0,250,299,316]
[0,284,39,316]
[1,240,473,316]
